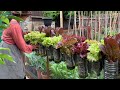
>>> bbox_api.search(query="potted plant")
[100,34,120,79]
[59,35,78,70]
[24,31,46,55]
[49,61,79,79]
[86,40,103,76]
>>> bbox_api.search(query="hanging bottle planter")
[104,60,118,79]
[53,48,61,63]
[77,58,88,78]
[65,54,75,70]
[46,46,54,61]
[60,52,65,61]
[73,54,81,66]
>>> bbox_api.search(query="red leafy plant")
[100,34,120,63]
[56,35,78,56]
[71,36,89,59]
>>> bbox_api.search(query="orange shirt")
[2,19,33,53]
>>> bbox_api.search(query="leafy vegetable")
[100,35,120,62]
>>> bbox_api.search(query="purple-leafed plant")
[100,35,120,63]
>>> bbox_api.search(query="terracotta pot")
[41,72,49,79]
[37,69,42,79]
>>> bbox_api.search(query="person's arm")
[10,23,33,53]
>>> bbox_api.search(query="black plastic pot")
[41,45,46,56]
[60,52,65,61]
[43,18,52,26]
[91,61,101,76]
[46,46,54,61]
[65,54,75,70]
[73,54,80,66]
[39,44,43,55]
[77,58,88,78]
[53,48,61,63]
[104,60,118,79]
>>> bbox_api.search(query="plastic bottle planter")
[65,54,75,70]
[46,46,54,61]
[91,61,101,76]
[35,49,39,55]
[41,45,46,56]
[77,58,88,78]
[60,52,65,61]
[73,54,81,66]
[39,44,43,55]
[53,48,61,63]
[118,62,120,79]
[104,60,118,79]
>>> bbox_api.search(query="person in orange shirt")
[0,11,37,79]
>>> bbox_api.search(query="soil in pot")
[53,48,61,63]
[41,72,49,79]
[65,54,75,70]
[104,60,119,79]
[78,58,88,78]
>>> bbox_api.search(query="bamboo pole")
[91,11,93,40]
[105,11,108,37]
[74,11,77,35]
[81,11,84,36]
[78,11,81,36]
[109,11,112,36]
[60,11,63,28]
[118,11,120,33]
[98,11,101,41]
[94,11,97,40]
[112,11,118,33]
[68,11,72,34]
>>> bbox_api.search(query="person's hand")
[32,45,39,50]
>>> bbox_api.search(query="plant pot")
[41,72,49,79]
[73,54,80,66]
[104,60,118,79]
[77,58,88,78]
[91,61,101,76]
[53,48,61,63]
[60,52,65,61]
[43,18,52,26]
[41,45,46,56]
[37,69,42,79]
[65,54,75,70]
[46,46,54,61]
[39,44,43,55]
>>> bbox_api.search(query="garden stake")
[46,49,50,79]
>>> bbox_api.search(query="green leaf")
[0,47,10,52]
[0,54,15,63]
[0,58,5,64]
[1,16,9,25]
[0,24,9,29]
